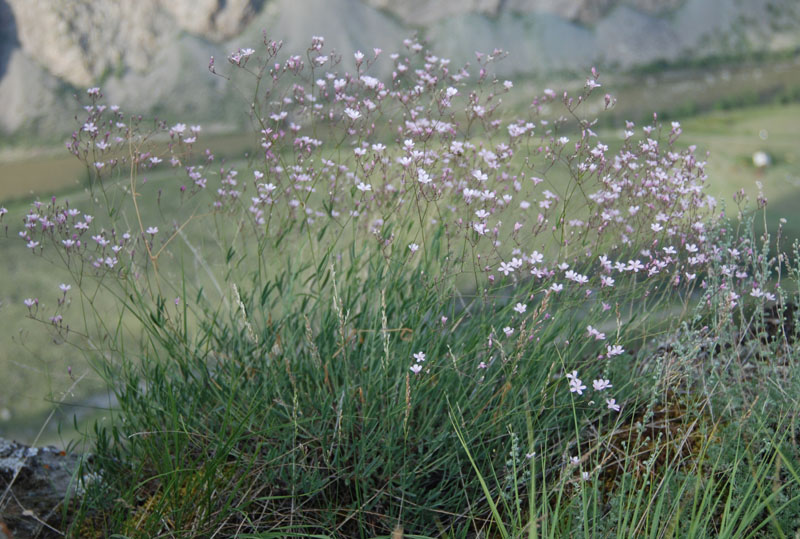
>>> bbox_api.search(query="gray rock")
[0,438,87,538]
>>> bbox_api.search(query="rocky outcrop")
[5,0,261,88]
[6,0,172,88]
[160,0,265,42]
[0,438,88,538]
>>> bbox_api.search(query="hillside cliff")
[1,0,798,137]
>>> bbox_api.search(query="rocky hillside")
[1,0,798,138]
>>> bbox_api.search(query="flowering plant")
[10,35,800,536]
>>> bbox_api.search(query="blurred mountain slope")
[1,0,798,138]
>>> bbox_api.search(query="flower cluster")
[22,34,782,449]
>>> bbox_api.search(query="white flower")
[360,75,380,89]
[606,398,621,412]
[408,243,419,253]
[344,108,361,120]
[59,283,71,293]
[503,327,514,336]
[606,344,624,357]
[569,377,586,395]
[472,169,488,182]
[626,259,644,272]
[418,169,432,185]
[146,226,159,235]
[413,351,426,363]
[592,379,612,391]
[513,303,527,314]
[566,270,589,284]
[410,364,423,374]
[499,262,514,276]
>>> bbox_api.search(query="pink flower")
[587,326,605,340]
